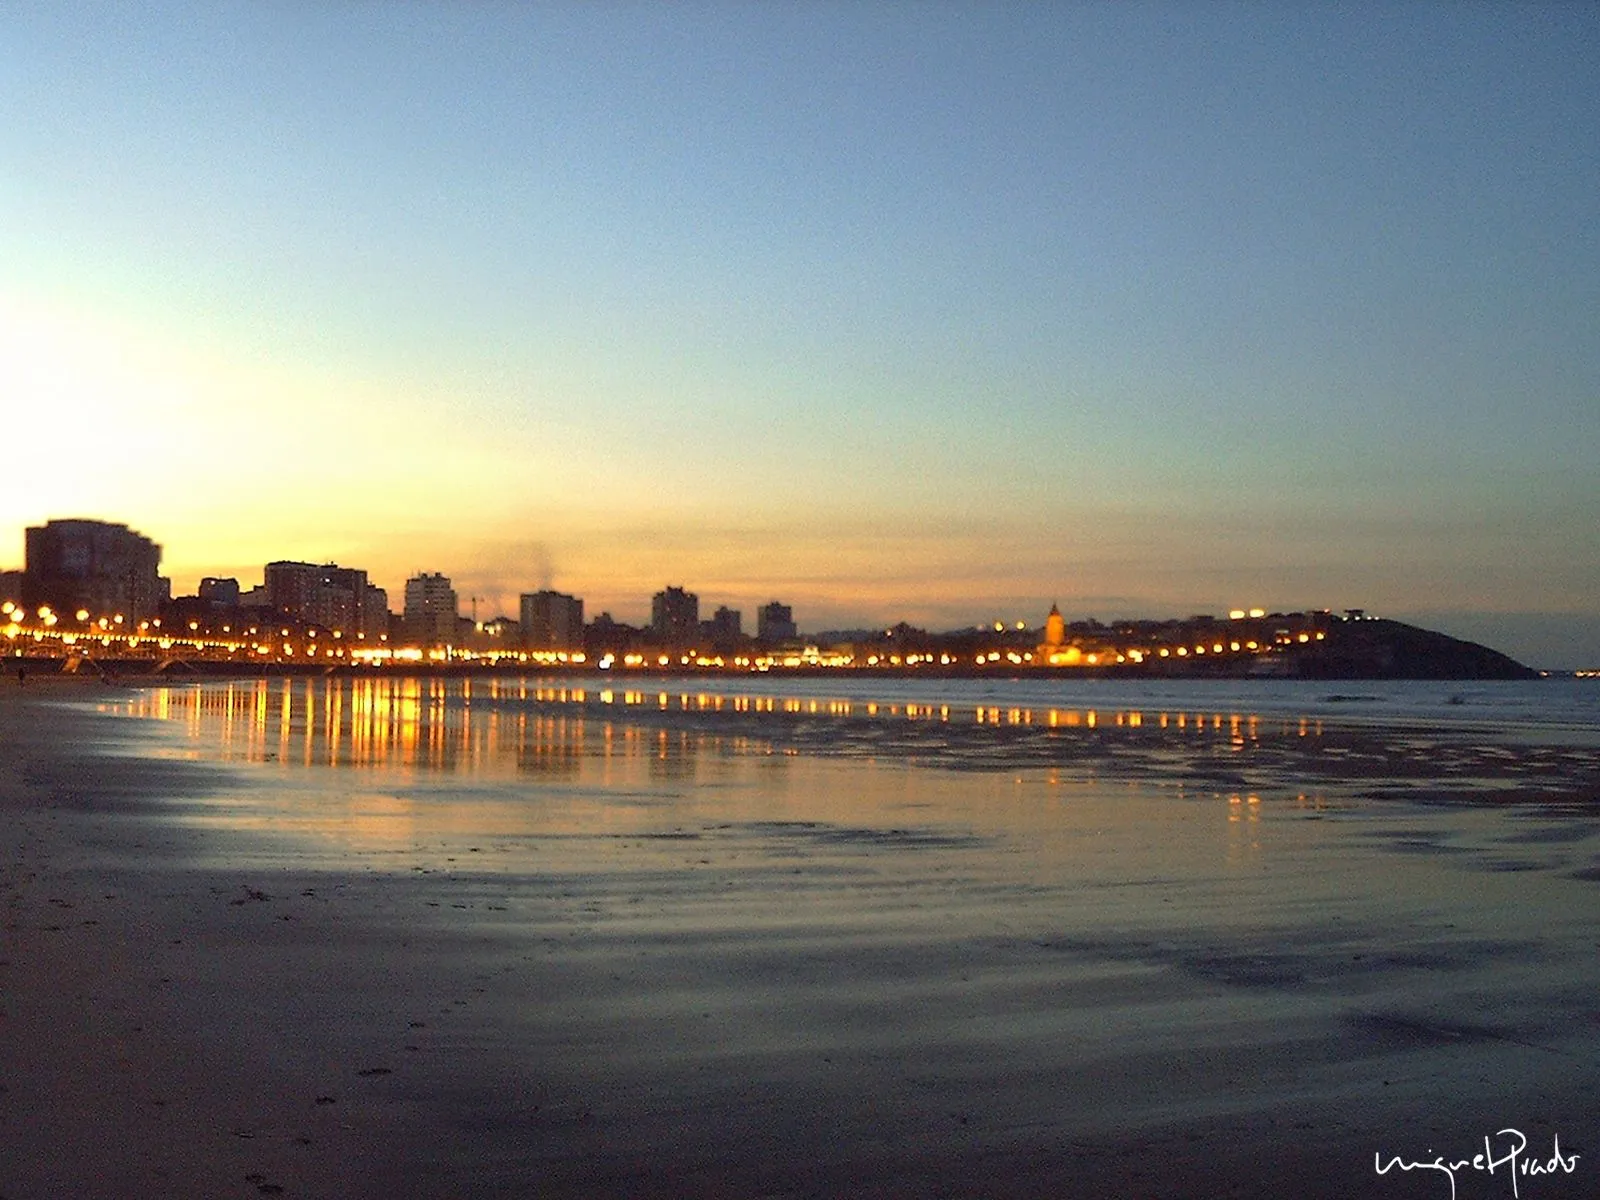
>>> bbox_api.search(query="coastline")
[2,678,1597,1197]
[0,681,372,1197]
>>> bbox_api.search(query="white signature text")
[1375,1129,1579,1199]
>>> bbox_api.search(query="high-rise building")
[198,577,241,607]
[361,584,390,641]
[520,590,584,651]
[651,585,699,647]
[264,561,373,635]
[756,601,797,644]
[705,605,742,648]
[24,519,164,621]
[403,573,458,646]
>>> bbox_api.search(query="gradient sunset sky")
[3,3,1597,666]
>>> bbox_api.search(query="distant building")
[1038,602,1077,665]
[403,573,458,646]
[705,605,742,648]
[480,616,520,641]
[162,575,243,631]
[586,611,643,655]
[24,518,164,622]
[265,561,375,635]
[651,585,699,646]
[361,584,389,641]
[1043,603,1066,649]
[198,577,241,607]
[756,601,797,644]
[0,570,24,606]
[520,590,584,651]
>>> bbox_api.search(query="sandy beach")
[2,674,1597,1198]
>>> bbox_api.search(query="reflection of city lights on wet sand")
[39,674,1599,1198]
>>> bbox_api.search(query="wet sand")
[2,676,1597,1198]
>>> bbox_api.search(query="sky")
[2,2,1597,667]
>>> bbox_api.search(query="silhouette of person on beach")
[16,665,24,686]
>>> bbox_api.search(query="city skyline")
[0,514,1557,682]
[19,514,1521,682]
[3,4,1597,667]
[0,513,1091,642]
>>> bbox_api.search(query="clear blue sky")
[3,2,1597,666]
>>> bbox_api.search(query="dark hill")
[1291,619,1537,680]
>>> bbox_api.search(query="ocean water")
[515,672,1600,736]
[70,672,1600,1194]
[92,673,1600,806]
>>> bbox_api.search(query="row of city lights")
[3,601,1324,669]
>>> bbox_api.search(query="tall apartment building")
[520,590,584,651]
[757,601,797,644]
[24,518,164,622]
[361,584,390,640]
[264,561,382,636]
[651,585,699,647]
[403,573,458,646]
[705,605,742,648]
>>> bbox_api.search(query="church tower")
[1044,602,1066,649]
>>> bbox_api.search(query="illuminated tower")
[1044,603,1066,649]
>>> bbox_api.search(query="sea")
[99,671,1600,767]
[66,669,1600,1194]
[80,670,1600,867]
[508,672,1600,732]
